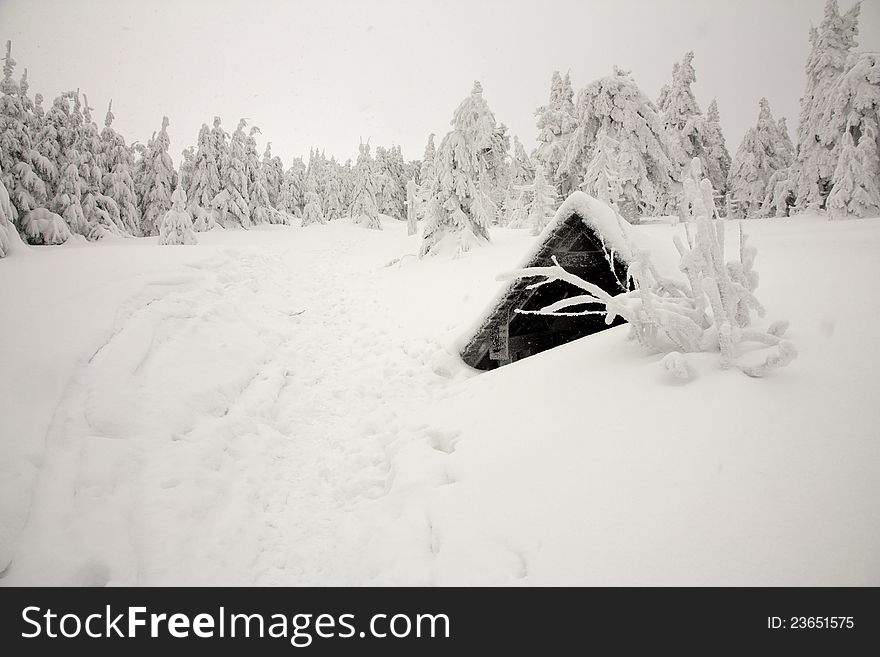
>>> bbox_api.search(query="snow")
[1,214,879,585]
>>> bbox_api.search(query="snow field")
[2,214,879,585]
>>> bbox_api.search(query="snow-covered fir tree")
[660,52,728,195]
[300,174,325,227]
[534,70,578,195]
[375,145,406,220]
[419,81,499,255]
[322,159,344,221]
[406,178,418,235]
[209,116,229,181]
[158,185,197,245]
[501,135,534,226]
[339,158,354,211]
[0,165,20,257]
[704,99,732,193]
[278,157,306,218]
[78,94,128,239]
[581,127,623,206]
[178,146,195,194]
[186,123,220,230]
[222,118,251,228]
[416,133,436,221]
[793,0,862,211]
[516,164,557,236]
[348,141,381,229]
[565,67,683,221]
[727,98,794,218]
[101,100,140,235]
[0,42,49,224]
[245,126,272,224]
[261,142,284,209]
[820,50,880,218]
[827,119,880,219]
[139,116,175,236]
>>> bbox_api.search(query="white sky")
[1,0,878,168]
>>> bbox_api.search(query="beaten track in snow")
[5,230,472,585]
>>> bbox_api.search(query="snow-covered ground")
[1,214,878,585]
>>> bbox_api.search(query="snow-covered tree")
[820,50,880,218]
[416,133,436,220]
[515,164,557,236]
[581,127,623,206]
[262,142,284,209]
[322,159,344,221]
[499,136,534,226]
[77,94,128,239]
[564,67,683,221]
[209,116,229,182]
[186,123,220,230]
[278,157,306,218]
[794,0,862,211]
[179,146,195,193]
[139,116,175,236]
[704,99,732,193]
[1,42,49,223]
[300,174,325,227]
[406,178,418,235]
[349,141,381,229]
[158,185,197,245]
[534,70,578,195]
[101,100,140,235]
[0,166,20,257]
[222,118,251,228]
[827,121,880,219]
[245,126,272,224]
[375,144,406,220]
[420,81,499,255]
[660,52,729,195]
[727,98,793,218]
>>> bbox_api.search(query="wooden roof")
[460,199,632,370]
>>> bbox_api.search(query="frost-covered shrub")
[21,208,71,245]
[158,187,197,245]
[501,166,796,378]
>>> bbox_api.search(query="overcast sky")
[1,0,878,168]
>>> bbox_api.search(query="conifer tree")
[565,67,683,221]
[349,141,381,229]
[0,41,49,222]
[704,99,732,193]
[139,116,175,236]
[534,70,578,195]
[300,174,325,227]
[827,119,880,219]
[727,98,794,218]
[794,0,862,210]
[222,118,251,228]
[158,185,197,245]
[582,128,623,205]
[101,100,140,235]
[245,126,271,224]
[179,146,195,193]
[416,133,437,220]
[186,123,220,230]
[515,165,557,236]
[406,178,418,235]
[420,81,498,255]
[322,159,344,221]
[262,142,284,209]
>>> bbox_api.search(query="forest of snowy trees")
[0,0,877,260]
